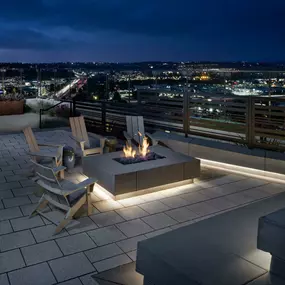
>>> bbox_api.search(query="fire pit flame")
[139,136,150,157]
[123,136,150,159]
[123,144,136,158]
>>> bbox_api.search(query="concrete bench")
[136,192,285,285]
[258,208,285,279]
[152,131,285,176]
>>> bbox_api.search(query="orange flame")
[123,144,136,158]
[139,137,150,157]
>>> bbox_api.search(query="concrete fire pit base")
[83,145,200,199]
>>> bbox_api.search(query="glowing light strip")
[200,158,285,184]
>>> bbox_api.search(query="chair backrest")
[23,127,40,153]
[70,116,90,148]
[126,116,145,145]
[30,160,62,194]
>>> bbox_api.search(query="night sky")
[0,0,284,63]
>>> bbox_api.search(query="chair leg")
[29,195,49,218]
[87,184,94,216]
[54,205,79,235]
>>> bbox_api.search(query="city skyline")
[0,0,284,63]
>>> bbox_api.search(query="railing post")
[72,98,76,116]
[101,100,106,133]
[246,96,255,148]
[69,101,73,117]
[183,90,190,137]
[137,90,142,116]
[39,109,42,129]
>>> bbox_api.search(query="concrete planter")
[0,100,24,115]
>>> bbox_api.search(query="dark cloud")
[0,0,284,61]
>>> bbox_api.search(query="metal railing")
[42,90,285,152]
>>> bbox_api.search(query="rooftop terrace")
[0,129,284,285]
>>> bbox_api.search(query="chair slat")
[70,117,77,138]
[137,116,145,145]
[79,116,90,148]
[126,116,145,145]
[23,127,40,152]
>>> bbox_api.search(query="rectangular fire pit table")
[82,145,200,198]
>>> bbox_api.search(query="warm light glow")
[123,144,136,158]
[200,158,285,184]
[139,136,150,157]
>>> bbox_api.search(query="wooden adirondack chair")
[30,160,97,234]
[23,127,64,178]
[123,116,158,146]
[69,116,106,156]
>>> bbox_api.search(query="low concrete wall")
[153,132,285,176]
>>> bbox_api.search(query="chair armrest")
[69,135,85,151]
[145,132,158,146]
[28,150,59,159]
[63,178,98,196]
[88,133,106,148]
[53,165,67,174]
[39,143,65,148]
[70,135,85,144]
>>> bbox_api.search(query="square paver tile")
[56,233,96,255]
[179,192,209,204]
[20,179,37,187]
[221,192,255,207]
[8,262,56,285]
[141,191,166,202]
[12,186,39,197]
[187,201,219,216]
[116,206,148,220]
[6,175,26,182]
[0,230,35,251]
[88,225,126,246]
[145,227,172,238]
[261,183,285,195]
[90,211,125,227]
[0,207,22,221]
[142,213,177,229]
[244,188,271,200]
[66,217,98,235]
[80,272,99,285]
[3,196,31,208]
[199,188,225,199]
[93,200,123,212]
[0,181,21,191]
[93,254,132,273]
[0,249,25,274]
[85,244,123,263]
[127,250,137,261]
[32,225,69,243]
[160,196,189,208]
[0,274,9,285]
[10,216,44,231]
[165,207,198,223]
[20,203,40,216]
[21,240,63,266]
[139,201,170,215]
[59,278,83,285]
[116,219,152,237]
[206,197,237,211]
[0,221,13,235]
[118,196,145,207]
[0,190,13,199]
[49,252,95,282]
[116,235,146,252]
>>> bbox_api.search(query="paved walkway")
[0,130,284,285]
